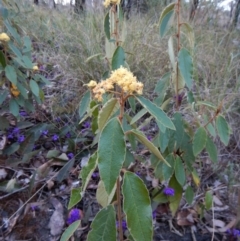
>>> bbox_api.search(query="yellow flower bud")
[0,33,10,42]
[87,80,97,88]
[33,65,39,71]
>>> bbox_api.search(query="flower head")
[86,80,97,88]
[0,33,10,42]
[163,187,175,196]
[41,130,48,136]
[88,66,143,102]
[67,153,74,160]
[66,132,71,138]
[116,220,127,231]
[32,65,39,71]
[67,208,81,225]
[18,135,25,143]
[52,134,59,141]
[103,0,120,7]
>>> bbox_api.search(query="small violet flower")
[152,210,157,219]
[67,153,74,160]
[227,228,240,237]
[67,209,81,225]
[116,220,127,231]
[163,187,175,196]
[20,111,28,117]
[66,132,71,138]
[12,127,20,134]
[91,172,99,179]
[41,130,48,136]
[52,134,59,141]
[83,121,91,129]
[18,135,25,143]
[7,134,14,140]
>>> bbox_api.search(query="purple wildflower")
[163,187,175,196]
[52,134,59,141]
[92,172,99,179]
[67,209,81,225]
[147,135,152,141]
[7,134,14,140]
[227,229,240,237]
[20,111,28,117]
[31,205,37,211]
[66,132,71,138]
[83,121,91,129]
[55,117,61,122]
[116,220,127,231]
[152,210,157,219]
[41,130,48,136]
[67,153,74,160]
[12,127,20,134]
[135,171,141,177]
[18,135,25,143]
[39,65,45,71]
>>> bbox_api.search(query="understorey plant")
[61,0,231,241]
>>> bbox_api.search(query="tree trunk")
[189,0,199,21]
[74,0,85,14]
[34,0,38,5]
[48,0,56,9]
[233,0,240,27]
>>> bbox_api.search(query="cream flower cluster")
[0,33,10,42]
[87,67,143,102]
[103,0,121,8]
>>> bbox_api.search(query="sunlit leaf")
[122,172,153,241]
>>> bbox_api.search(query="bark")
[233,0,240,27]
[74,0,85,14]
[189,0,199,21]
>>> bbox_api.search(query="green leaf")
[128,129,169,166]
[98,117,126,194]
[98,98,120,132]
[8,42,22,59]
[205,191,213,210]
[154,73,171,104]
[123,148,135,168]
[159,2,175,37]
[60,220,80,241]
[68,188,82,209]
[185,186,194,205]
[175,156,185,186]
[168,36,175,68]
[18,133,35,155]
[29,79,39,96]
[136,96,175,130]
[0,7,8,19]
[0,50,6,67]
[3,143,20,155]
[4,20,21,44]
[206,136,218,163]
[0,90,8,105]
[9,99,19,116]
[87,205,116,241]
[216,115,230,146]
[104,12,110,39]
[81,152,98,192]
[96,180,116,208]
[169,174,183,216]
[22,55,33,69]
[5,65,17,85]
[0,116,9,130]
[112,46,125,70]
[79,90,91,119]
[46,150,60,158]
[56,158,75,182]
[128,96,136,113]
[178,48,193,89]
[122,172,153,241]
[162,153,175,180]
[130,108,147,125]
[193,126,207,156]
